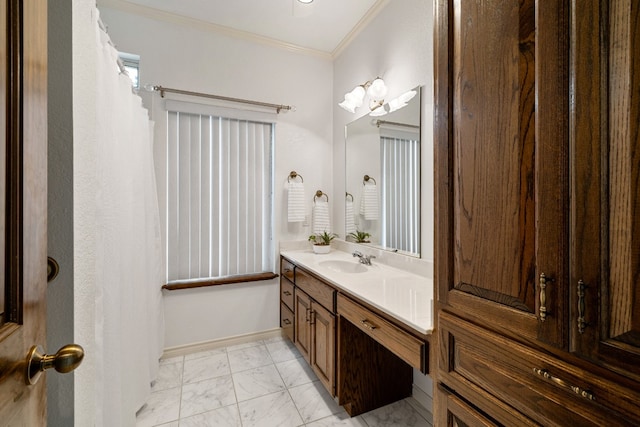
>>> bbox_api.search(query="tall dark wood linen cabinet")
[433,0,640,425]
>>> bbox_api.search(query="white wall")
[333,0,434,263]
[99,5,334,348]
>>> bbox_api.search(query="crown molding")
[331,0,390,59]
[97,0,334,60]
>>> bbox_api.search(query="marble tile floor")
[136,335,433,427]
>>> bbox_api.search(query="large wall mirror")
[345,86,421,257]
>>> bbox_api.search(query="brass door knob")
[25,344,84,385]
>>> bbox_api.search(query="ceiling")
[100,0,387,56]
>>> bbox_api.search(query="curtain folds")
[93,11,164,426]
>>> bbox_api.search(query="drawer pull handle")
[305,308,310,322]
[360,319,378,331]
[577,279,587,334]
[282,319,291,325]
[539,273,553,321]
[283,290,291,296]
[533,368,595,401]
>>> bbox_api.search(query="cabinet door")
[311,302,335,395]
[434,0,569,347]
[571,1,640,382]
[294,289,312,362]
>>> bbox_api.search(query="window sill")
[162,272,279,291]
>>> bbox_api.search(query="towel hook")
[363,175,377,185]
[345,192,353,202]
[314,190,329,203]
[288,171,304,183]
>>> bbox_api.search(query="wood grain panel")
[295,267,335,312]
[452,0,536,308]
[280,279,294,312]
[280,302,294,343]
[439,312,640,426]
[435,0,568,348]
[294,289,311,361]
[280,257,295,282]
[337,294,425,371]
[311,302,335,395]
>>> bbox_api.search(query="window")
[118,52,140,89]
[157,102,274,283]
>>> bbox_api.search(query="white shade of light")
[339,85,366,112]
[367,78,388,100]
[298,0,313,3]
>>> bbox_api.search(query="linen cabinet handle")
[539,273,553,321]
[577,279,587,334]
[533,368,595,401]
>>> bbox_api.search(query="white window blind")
[380,135,420,254]
[160,107,274,282]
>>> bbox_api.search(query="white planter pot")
[312,244,331,254]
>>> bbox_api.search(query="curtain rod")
[373,119,419,129]
[148,85,294,114]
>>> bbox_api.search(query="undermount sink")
[318,260,367,274]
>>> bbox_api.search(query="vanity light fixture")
[338,78,388,114]
[298,0,313,3]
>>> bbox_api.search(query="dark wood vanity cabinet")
[280,255,429,416]
[434,0,640,425]
[280,257,337,396]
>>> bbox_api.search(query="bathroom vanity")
[279,248,433,416]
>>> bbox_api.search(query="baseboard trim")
[410,384,434,424]
[162,328,285,359]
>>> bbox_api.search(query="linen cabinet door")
[434,0,569,346]
[571,0,640,387]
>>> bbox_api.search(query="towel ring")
[345,192,353,202]
[288,171,304,183]
[314,190,328,203]
[363,175,377,185]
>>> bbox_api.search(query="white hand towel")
[287,182,305,222]
[345,199,356,234]
[312,200,331,234]
[359,184,379,220]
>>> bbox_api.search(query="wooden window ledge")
[162,272,279,291]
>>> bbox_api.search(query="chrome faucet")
[352,251,376,265]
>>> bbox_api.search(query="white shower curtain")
[92,10,164,426]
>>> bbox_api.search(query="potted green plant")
[348,230,371,243]
[308,231,338,254]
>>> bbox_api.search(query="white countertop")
[280,249,434,335]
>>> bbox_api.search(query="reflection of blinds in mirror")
[380,136,420,254]
[160,110,274,281]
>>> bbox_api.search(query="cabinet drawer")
[337,294,425,371]
[439,312,638,426]
[295,267,335,312]
[281,257,295,282]
[280,302,294,342]
[280,280,294,311]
